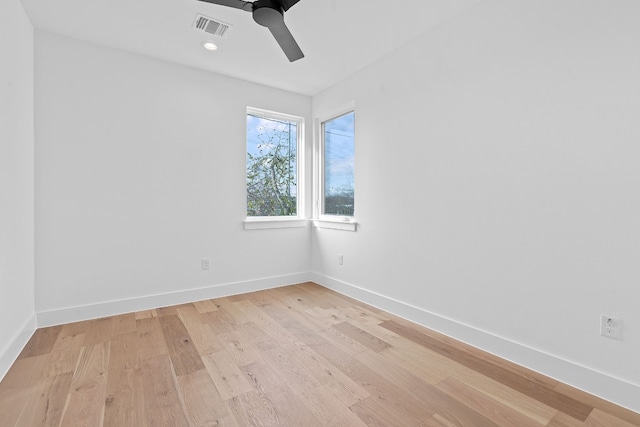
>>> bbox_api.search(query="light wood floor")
[1,283,638,426]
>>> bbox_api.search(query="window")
[321,111,355,217]
[246,108,302,218]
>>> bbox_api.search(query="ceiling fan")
[197,0,305,62]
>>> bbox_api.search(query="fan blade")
[268,20,304,62]
[197,0,252,12]
[280,0,301,12]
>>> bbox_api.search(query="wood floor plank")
[295,282,358,310]
[136,317,169,361]
[360,321,555,423]
[159,314,205,376]
[294,282,378,314]
[201,350,254,400]
[104,332,143,427]
[554,383,640,426]
[343,305,390,324]
[251,297,299,327]
[361,328,549,423]
[233,321,279,352]
[177,305,226,355]
[111,313,137,336]
[309,338,436,425]
[156,303,194,317]
[394,315,563,391]
[272,285,320,311]
[82,317,114,345]
[548,411,587,427]
[305,306,348,327]
[349,395,410,427]
[59,319,94,337]
[226,389,281,427]
[17,325,63,359]
[134,309,157,320]
[227,289,272,306]
[193,298,219,314]
[0,353,49,402]
[355,347,443,389]
[175,304,204,330]
[332,321,392,352]
[447,363,559,425]
[309,306,388,329]
[45,331,85,377]
[59,342,110,426]
[380,319,594,421]
[348,322,451,384]
[50,328,85,353]
[0,367,66,427]
[202,308,238,335]
[261,294,331,332]
[355,349,499,427]
[260,344,322,392]
[138,355,190,427]
[238,359,322,426]
[39,372,75,427]
[284,340,370,407]
[14,372,74,427]
[297,385,369,427]
[319,324,371,356]
[214,297,253,325]
[436,376,544,427]
[218,328,263,366]
[310,284,387,314]
[176,368,238,426]
[109,331,140,369]
[232,300,298,346]
[423,416,452,427]
[585,408,638,427]
[4,384,48,426]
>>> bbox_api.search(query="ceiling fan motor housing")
[252,0,284,27]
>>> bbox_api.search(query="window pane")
[323,111,355,216]
[246,112,298,217]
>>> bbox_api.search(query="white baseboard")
[310,272,640,414]
[37,272,311,327]
[0,313,37,382]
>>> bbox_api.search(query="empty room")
[1,0,639,425]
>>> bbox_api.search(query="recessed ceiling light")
[203,42,218,51]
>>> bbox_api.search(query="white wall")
[0,0,36,377]
[34,31,312,321]
[312,0,640,411]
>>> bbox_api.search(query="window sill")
[244,218,308,230]
[243,217,357,231]
[312,219,357,232]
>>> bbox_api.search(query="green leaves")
[247,117,297,217]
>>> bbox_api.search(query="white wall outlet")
[201,258,211,270]
[600,315,621,340]
[338,254,343,265]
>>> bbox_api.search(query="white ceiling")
[21,0,483,95]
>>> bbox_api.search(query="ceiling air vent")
[193,14,232,38]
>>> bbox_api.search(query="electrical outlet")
[600,315,621,340]
[201,258,211,270]
[338,254,343,265]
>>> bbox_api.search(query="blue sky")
[324,111,355,196]
[246,114,297,159]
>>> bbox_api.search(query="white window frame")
[313,103,357,232]
[244,107,306,230]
